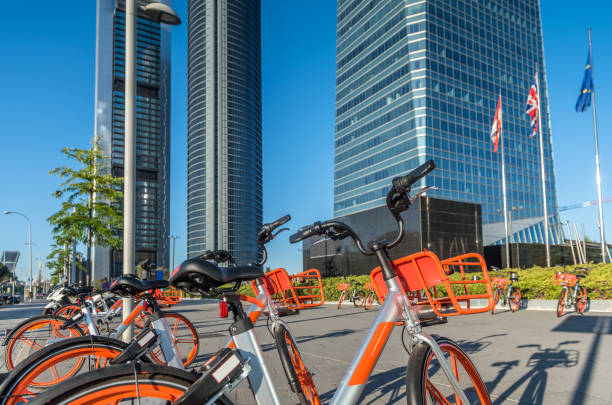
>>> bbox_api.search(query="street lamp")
[169,235,179,271]
[122,1,181,342]
[4,211,32,301]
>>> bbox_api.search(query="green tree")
[0,262,11,282]
[47,137,123,285]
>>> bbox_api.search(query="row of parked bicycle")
[0,160,585,404]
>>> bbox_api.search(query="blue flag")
[575,49,593,112]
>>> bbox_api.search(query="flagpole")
[499,95,511,268]
[588,28,607,263]
[535,70,551,267]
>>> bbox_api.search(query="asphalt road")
[1,300,611,404]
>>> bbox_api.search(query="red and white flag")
[525,76,538,138]
[490,94,502,152]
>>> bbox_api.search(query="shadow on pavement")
[490,340,580,404]
[456,333,507,355]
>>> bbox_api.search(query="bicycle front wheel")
[28,363,233,405]
[576,286,588,315]
[0,335,145,404]
[364,294,375,310]
[274,323,319,405]
[337,292,345,310]
[150,312,200,367]
[557,288,567,317]
[3,315,85,371]
[509,288,521,312]
[406,336,491,404]
[353,292,365,308]
[491,289,500,314]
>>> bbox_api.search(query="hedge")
[233,263,612,302]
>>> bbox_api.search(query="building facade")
[187,0,263,265]
[93,0,172,278]
[334,0,561,246]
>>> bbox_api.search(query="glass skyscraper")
[93,0,172,278]
[334,0,561,245]
[187,0,263,265]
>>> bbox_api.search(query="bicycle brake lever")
[410,186,438,204]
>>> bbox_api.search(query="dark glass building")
[93,0,172,279]
[334,0,561,246]
[187,0,263,265]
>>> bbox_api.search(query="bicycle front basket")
[251,268,325,310]
[553,272,577,287]
[370,251,494,317]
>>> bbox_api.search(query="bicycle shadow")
[455,333,507,356]
[318,366,407,404]
[490,340,580,404]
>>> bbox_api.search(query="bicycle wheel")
[509,288,521,312]
[576,286,588,315]
[53,305,80,319]
[150,312,200,367]
[337,292,345,310]
[556,288,567,318]
[364,293,375,310]
[491,289,500,314]
[3,316,85,371]
[274,323,319,405]
[28,363,234,405]
[0,336,147,404]
[406,336,491,405]
[353,292,365,308]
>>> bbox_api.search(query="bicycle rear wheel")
[0,336,144,404]
[3,316,85,371]
[28,363,233,405]
[406,336,491,404]
[149,312,200,367]
[491,289,500,314]
[274,323,319,405]
[337,292,345,310]
[576,286,588,315]
[353,292,365,308]
[364,293,375,310]
[556,288,567,317]
[509,288,521,312]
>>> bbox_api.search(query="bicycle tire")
[0,335,149,404]
[52,305,80,319]
[364,293,375,310]
[576,286,588,315]
[28,363,233,405]
[556,288,567,317]
[149,312,200,367]
[509,287,521,312]
[3,315,85,371]
[337,292,345,310]
[274,323,319,405]
[406,336,491,405]
[353,292,365,308]
[491,289,500,314]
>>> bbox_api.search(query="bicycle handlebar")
[290,160,436,256]
[254,214,292,266]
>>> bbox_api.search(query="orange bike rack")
[251,268,325,310]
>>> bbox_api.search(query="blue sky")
[1,1,611,280]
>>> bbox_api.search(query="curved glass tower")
[187,0,263,265]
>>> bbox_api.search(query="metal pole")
[587,29,607,263]
[499,94,510,269]
[565,221,577,266]
[573,224,585,264]
[582,223,587,262]
[535,70,550,267]
[122,0,137,342]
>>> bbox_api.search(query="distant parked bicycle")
[337,280,364,309]
[491,272,521,314]
[363,282,376,310]
[553,267,588,317]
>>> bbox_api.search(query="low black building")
[301,197,482,277]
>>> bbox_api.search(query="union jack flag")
[525,75,538,138]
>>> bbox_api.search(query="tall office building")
[187,0,263,264]
[93,0,172,278]
[334,0,561,245]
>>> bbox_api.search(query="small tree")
[0,263,11,282]
[47,137,123,285]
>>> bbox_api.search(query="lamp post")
[121,0,180,342]
[169,235,179,271]
[510,206,523,267]
[25,242,42,297]
[4,211,32,301]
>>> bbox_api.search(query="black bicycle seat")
[110,275,169,297]
[576,274,586,279]
[170,257,263,295]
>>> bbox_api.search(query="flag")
[525,76,538,138]
[575,48,593,112]
[490,94,502,152]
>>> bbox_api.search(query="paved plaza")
[1,300,611,404]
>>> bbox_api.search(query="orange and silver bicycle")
[490,272,521,314]
[336,280,364,309]
[553,267,588,317]
[30,160,494,405]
